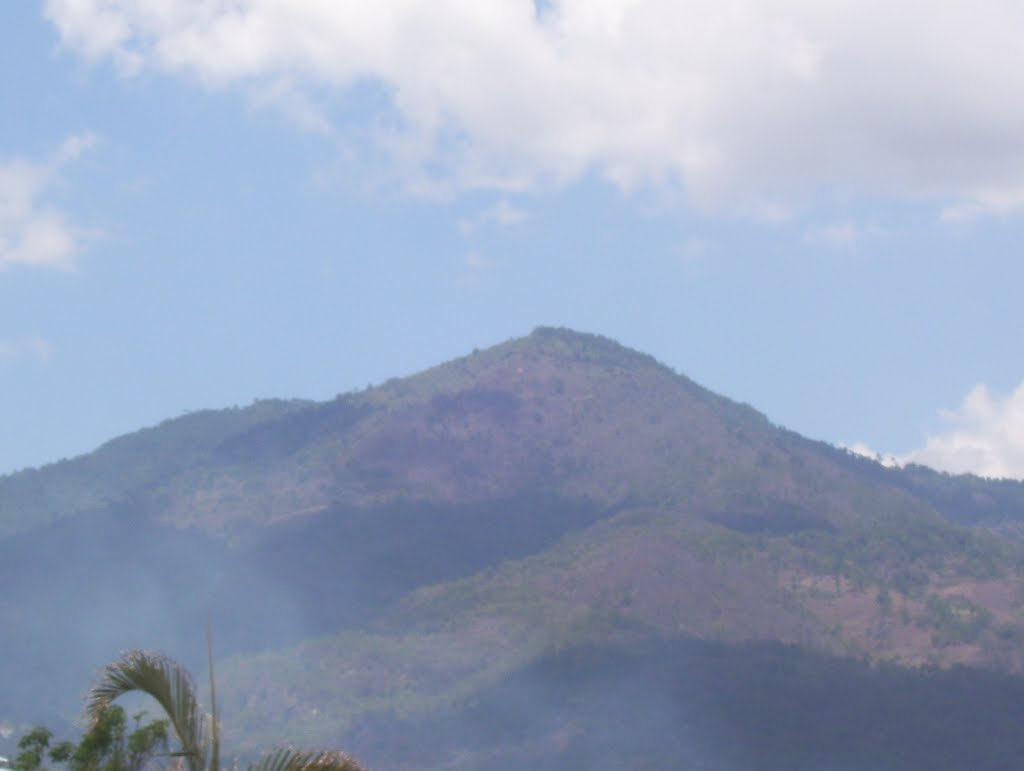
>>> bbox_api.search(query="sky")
[3,0,1024,479]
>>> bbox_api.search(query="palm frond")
[86,650,210,771]
[248,747,366,771]
[206,625,219,771]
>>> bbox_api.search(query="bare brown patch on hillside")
[788,571,1024,671]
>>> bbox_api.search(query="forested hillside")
[5,328,1024,769]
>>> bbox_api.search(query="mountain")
[5,327,1024,769]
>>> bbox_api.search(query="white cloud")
[678,236,714,263]
[42,1,1024,216]
[0,336,56,364]
[27,336,55,363]
[940,186,1024,222]
[455,250,495,290]
[902,383,1024,479]
[249,76,334,136]
[457,199,529,236]
[805,221,888,250]
[805,222,859,248]
[841,441,900,468]
[480,200,529,228]
[0,134,98,271]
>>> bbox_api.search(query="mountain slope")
[0,398,312,537]
[5,328,1024,768]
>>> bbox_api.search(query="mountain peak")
[517,326,672,372]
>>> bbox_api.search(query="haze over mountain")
[6,328,1024,769]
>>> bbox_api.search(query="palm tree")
[85,640,365,771]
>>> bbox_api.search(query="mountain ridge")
[7,327,1024,768]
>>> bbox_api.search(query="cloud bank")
[0,134,97,271]
[44,0,1024,214]
[903,383,1024,480]
[848,383,1024,480]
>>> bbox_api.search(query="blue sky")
[4,1,1024,478]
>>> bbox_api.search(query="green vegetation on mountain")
[0,399,312,538]
[354,638,1024,770]
[6,327,1024,768]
